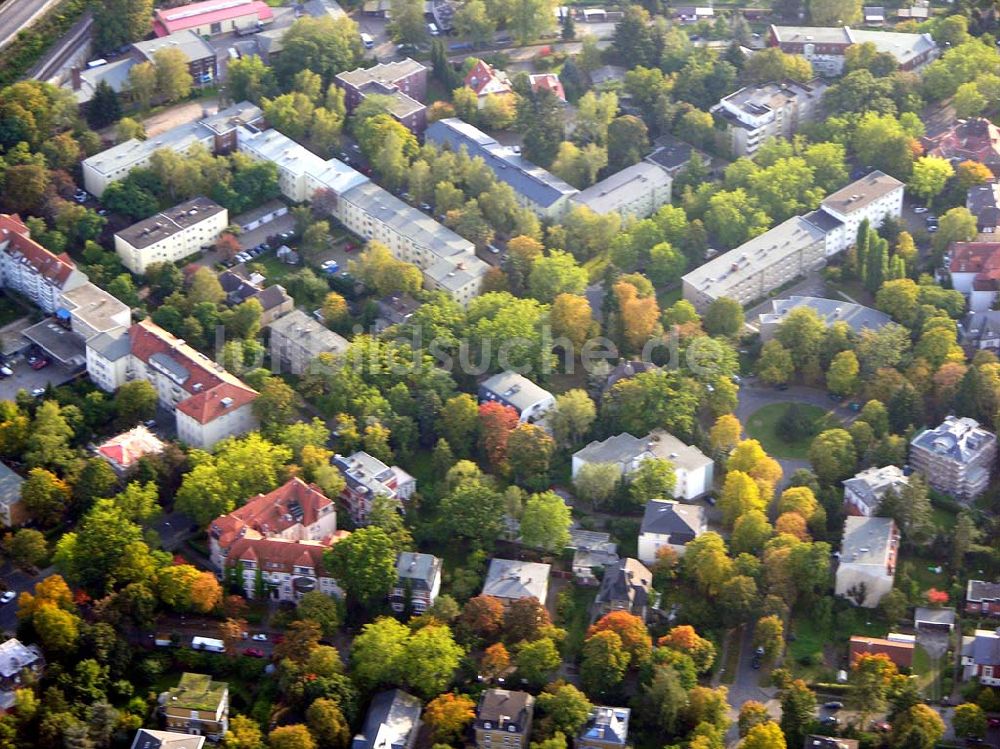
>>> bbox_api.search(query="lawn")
[745,402,839,459]
[788,605,886,683]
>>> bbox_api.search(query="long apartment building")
[569,162,672,220]
[86,319,258,448]
[910,416,997,502]
[426,118,579,220]
[711,78,828,158]
[81,102,264,197]
[682,171,904,310]
[0,214,88,313]
[114,197,229,274]
[237,125,488,304]
[769,25,938,75]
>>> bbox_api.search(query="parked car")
[775,383,789,391]
[820,716,840,727]
[823,701,844,710]
[243,647,266,658]
[30,388,45,397]
[914,206,928,214]
[30,358,49,370]
[251,633,268,641]
[321,260,340,275]
[0,365,11,378]
[0,591,15,604]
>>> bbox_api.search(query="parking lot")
[0,355,77,402]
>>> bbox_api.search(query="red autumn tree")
[503,596,552,644]
[478,402,520,471]
[586,610,652,665]
[459,594,506,641]
[481,642,511,680]
[926,588,949,605]
[216,232,241,260]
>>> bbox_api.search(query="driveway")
[722,625,780,744]
[0,355,77,402]
[736,380,857,487]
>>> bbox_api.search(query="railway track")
[28,10,92,82]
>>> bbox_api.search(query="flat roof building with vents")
[115,197,228,274]
[332,450,417,524]
[266,309,349,375]
[682,216,827,311]
[835,516,899,608]
[758,295,892,340]
[570,162,672,219]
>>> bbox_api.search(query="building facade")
[569,163,672,219]
[910,416,997,501]
[160,673,229,741]
[0,214,88,313]
[153,0,274,36]
[85,319,259,449]
[814,170,905,255]
[966,580,1000,616]
[332,451,416,524]
[835,516,899,608]
[266,309,349,376]
[769,25,937,75]
[225,536,344,602]
[390,552,442,614]
[114,197,228,274]
[842,465,909,517]
[712,78,828,158]
[571,430,713,501]
[949,242,1000,312]
[209,477,337,568]
[335,59,428,134]
[474,690,534,749]
[592,558,654,622]
[577,708,630,749]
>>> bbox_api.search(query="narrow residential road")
[0,0,63,49]
[0,564,54,635]
[723,625,779,745]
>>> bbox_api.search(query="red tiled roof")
[926,118,1000,167]
[0,214,77,288]
[950,242,1000,292]
[212,478,334,549]
[176,382,258,425]
[97,425,166,469]
[848,635,914,668]
[226,533,349,575]
[154,0,274,36]
[529,74,566,102]
[464,59,510,96]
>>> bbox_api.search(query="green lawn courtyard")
[745,402,840,459]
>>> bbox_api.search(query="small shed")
[914,606,956,633]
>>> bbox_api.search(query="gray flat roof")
[821,170,904,217]
[840,516,895,566]
[83,121,212,178]
[336,58,426,87]
[0,461,23,504]
[132,29,215,63]
[771,24,852,44]
[267,309,349,355]
[571,162,671,214]
[480,370,553,412]
[759,295,891,334]
[60,281,131,334]
[23,320,85,365]
[116,197,226,249]
[681,216,827,296]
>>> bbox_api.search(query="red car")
[243,647,266,658]
[988,718,1000,728]
[29,357,49,370]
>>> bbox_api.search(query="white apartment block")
[570,163,673,219]
[114,197,228,274]
[81,102,263,197]
[682,216,828,311]
[237,126,489,305]
[835,516,899,608]
[910,416,997,502]
[0,215,88,313]
[814,170,905,255]
[711,78,828,158]
[682,171,904,311]
[86,319,258,449]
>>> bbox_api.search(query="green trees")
[528,250,588,302]
[826,350,860,396]
[581,629,629,696]
[351,617,464,697]
[518,88,565,167]
[508,0,557,44]
[325,527,398,608]
[154,48,194,103]
[606,115,649,172]
[629,458,677,505]
[953,703,987,739]
[21,468,71,527]
[275,16,362,87]
[520,491,572,551]
[809,429,857,484]
[703,297,744,337]
[743,48,813,84]
[93,0,153,53]
[908,156,954,206]
[537,683,592,735]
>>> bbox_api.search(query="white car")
[914,206,928,214]
[251,633,268,641]
[0,591,16,604]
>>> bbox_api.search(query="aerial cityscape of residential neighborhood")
[3,0,1000,747]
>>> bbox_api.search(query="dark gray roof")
[352,690,422,749]
[426,118,577,208]
[968,579,1000,602]
[594,558,651,609]
[645,137,693,172]
[967,181,1000,229]
[972,629,1000,666]
[803,208,844,232]
[640,499,704,543]
[914,606,955,626]
[150,351,190,382]
[476,689,533,730]
[89,330,131,361]
[116,197,226,250]
[962,310,1000,346]
[232,199,287,227]
[253,284,291,312]
[911,416,996,464]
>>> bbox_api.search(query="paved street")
[0,564,53,635]
[721,625,780,745]
[0,0,63,49]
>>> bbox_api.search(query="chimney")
[71,67,82,91]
